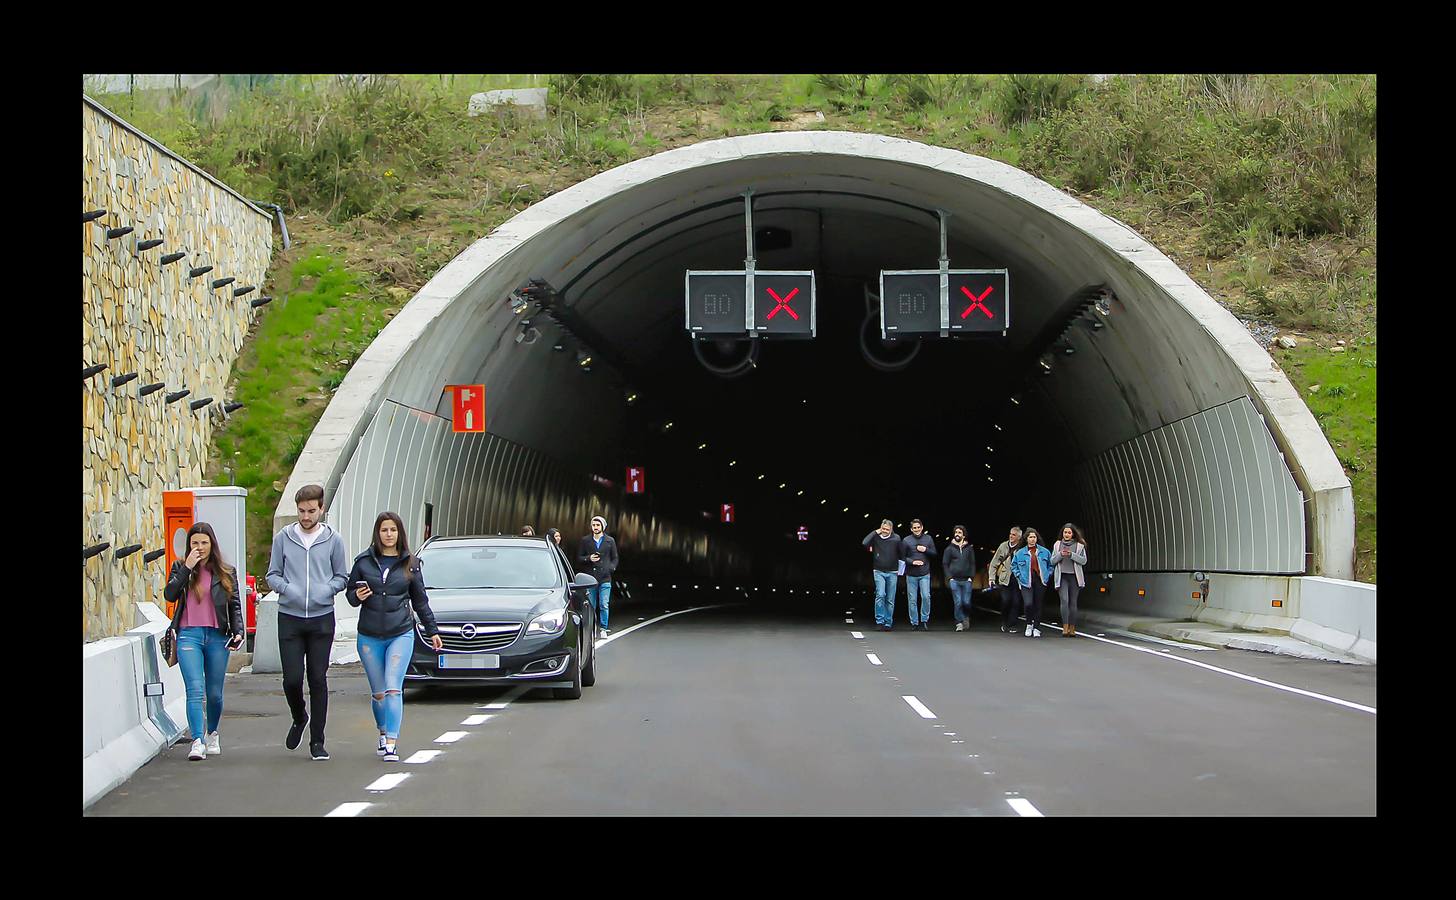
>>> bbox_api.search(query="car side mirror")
[572,572,598,589]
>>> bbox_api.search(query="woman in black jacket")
[163,522,244,761]
[348,511,441,762]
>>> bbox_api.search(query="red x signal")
[960,284,995,319]
[765,287,800,321]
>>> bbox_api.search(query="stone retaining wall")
[82,96,273,641]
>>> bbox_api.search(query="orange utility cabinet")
[162,490,196,619]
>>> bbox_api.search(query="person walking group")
[176,485,623,766]
[860,519,1089,638]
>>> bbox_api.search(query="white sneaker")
[206,732,221,755]
[1025,624,1033,637]
[955,622,965,632]
[188,739,207,761]
[377,734,389,757]
[1032,628,1042,638]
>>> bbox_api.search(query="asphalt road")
[86,596,1376,816]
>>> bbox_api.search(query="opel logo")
[460,623,477,639]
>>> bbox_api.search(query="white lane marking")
[1007,798,1044,817]
[945,732,957,736]
[845,618,854,623]
[479,685,528,709]
[902,695,937,719]
[596,604,733,648]
[365,773,411,792]
[434,731,469,744]
[1075,631,1376,714]
[325,802,371,817]
[850,631,865,639]
[866,653,882,666]
[404,750,442,764]
[460,714,494,726]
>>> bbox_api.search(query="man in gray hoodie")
[266,484,349,760]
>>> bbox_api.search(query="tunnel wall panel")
[1075,397,1304,573]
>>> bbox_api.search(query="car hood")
[422,588,561,621]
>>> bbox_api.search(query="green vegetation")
[1273,342,1376,583]
[87,74,1375,581]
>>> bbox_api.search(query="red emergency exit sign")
[627,466,646,494]
[448,385,485,433]
[721,503,734,523]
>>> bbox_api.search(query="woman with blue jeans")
[1010,527,1054,638]
[349,511,441,762]
[163,522,244,761]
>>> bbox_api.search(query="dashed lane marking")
[325,802,371,817]
[1007,798,1044,817]
[434,731,469,744]
[365,773,411,792]
[403,750,442,764]
[850,631,865,640]
[460,714,494,726]
[866,653,882,666]
[902,695,937,719]
[479,685,529,709]
[845,618,854,623]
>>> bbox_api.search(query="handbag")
[161,628,178,667]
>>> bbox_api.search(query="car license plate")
[439,654,500,669]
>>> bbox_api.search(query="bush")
[994,74,1087,127]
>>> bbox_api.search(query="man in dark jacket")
[862,519,902,631]
[942,525,977,632]
[902,519,937,630]
[577,516,619,635]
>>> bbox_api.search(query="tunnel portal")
[278,132,1352,588]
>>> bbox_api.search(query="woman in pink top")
[163,523,244,761]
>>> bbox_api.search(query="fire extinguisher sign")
[448,385,486,433]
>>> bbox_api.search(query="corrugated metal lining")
[328,400,748,576]
[1074,396,1305,573]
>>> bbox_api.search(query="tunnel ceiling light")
[985,463,992,469]
[843,507,849,513]
[779,483,786,489]
[757,474,765,480]
[1095,292,1113,316]
[576,349,593,367]
[664,422,673,430]
[1010,397,1020,405]
[986,446,993,452]
[994,424,1002,431]
[1061,345,1075,356]
[510,291,529,315]
[728,460,736,466]
[820,499,826,504]
[1091,320,1104,330]
[987,477,994,482]
[553,341,567,352]
[698,443,707,450]
[796,490,804,496]
[625,391,638,403]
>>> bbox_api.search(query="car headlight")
[525,608,567,636]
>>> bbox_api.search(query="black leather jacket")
[347,549,439,639]
[163,560,244,639]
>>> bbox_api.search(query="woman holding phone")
[163,523,244,761]
[348,512,442,762]
[1050,524,1089,636]
[1010,527,1054,638]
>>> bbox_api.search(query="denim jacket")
[1010,545,1054,587]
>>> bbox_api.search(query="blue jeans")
[358,631,413,739]
[177,627,230,739]
[873,570,898,626]
[950,579,973,624]
[588,582,612,630]
[906,574,931,625]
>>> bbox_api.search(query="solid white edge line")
[460,714,493,726]
[595,604,734,648]
[1075,631,1376,714]
[866,653,882,666]
[403,750,442,764]
[434,731,469,743]
[325,802,371,817]
[365,773,411,792]
[1007,798,1044,817]
[902,695,937,719]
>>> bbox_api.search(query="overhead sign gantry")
[686,189,816,339]
[879,210,1010,339]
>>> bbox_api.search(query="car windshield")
[420,545,560,589]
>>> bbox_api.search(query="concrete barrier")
[253,592,280,673]
[1082,571,1375,664]
[83,602,186,809]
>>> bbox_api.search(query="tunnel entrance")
[279,132,1352,588]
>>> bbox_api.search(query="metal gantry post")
[743,189,756,336]
[938,209,951,338]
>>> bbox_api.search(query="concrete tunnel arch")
[276,131,1354,583]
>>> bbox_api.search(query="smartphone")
[356,580,369,588]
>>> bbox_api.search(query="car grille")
[430,622,522,653]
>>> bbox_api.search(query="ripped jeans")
[357,631,414,739]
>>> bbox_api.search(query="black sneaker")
[285,715,308,751]
[310,742,330,761]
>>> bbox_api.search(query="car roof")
[421,534,552,549]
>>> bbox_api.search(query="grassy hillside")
[90,74,1376,583]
